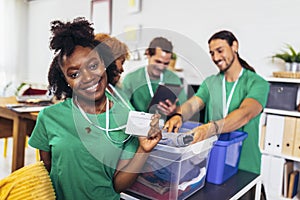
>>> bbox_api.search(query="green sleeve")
[246,76,270,107]
[28,110,51,152]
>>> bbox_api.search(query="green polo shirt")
[195,69,270,174]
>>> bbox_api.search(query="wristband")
[170,113,183,121]
[210,120,219,134]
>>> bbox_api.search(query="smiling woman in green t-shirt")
[28,17,161,200]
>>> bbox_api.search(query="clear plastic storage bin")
[128,130,217,200]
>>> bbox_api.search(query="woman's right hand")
[138,113,162,153]
[163,115,183,133]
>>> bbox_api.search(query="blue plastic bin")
[206,131,248,184]
[181,121,201,129]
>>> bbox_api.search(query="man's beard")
[219,55,235,73]
[149,64,164,79]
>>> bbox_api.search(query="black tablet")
[147,83,183,113]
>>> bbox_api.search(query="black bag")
[266,83,298,111]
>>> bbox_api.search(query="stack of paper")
[6,104,50,113]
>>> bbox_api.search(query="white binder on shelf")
[264,114,285,154]
[261,154,272,198]
[261,154,285,198]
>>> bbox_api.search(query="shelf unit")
[261,151,300,163]
[264,77,300,84]
[261,77,300,200]
[264,108,300,118]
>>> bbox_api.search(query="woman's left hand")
[138,113,162,152]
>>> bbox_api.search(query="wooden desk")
[0,97,37,172]
[121,170,262,200]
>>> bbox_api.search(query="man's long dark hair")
[208,30,255,72]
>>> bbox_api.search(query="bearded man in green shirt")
[164,30,269,200]
[165,30,270,175]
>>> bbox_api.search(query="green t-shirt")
[122,67,187,114]
[195,69,270,174]
[28,94,138,200]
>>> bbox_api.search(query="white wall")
[25,0,300,85]
[26,0,90,84]
[111,0,300,79]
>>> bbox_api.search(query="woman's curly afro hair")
[47,17,116,100]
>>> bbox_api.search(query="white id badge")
[125,111,153,136]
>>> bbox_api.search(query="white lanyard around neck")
[222,68,243,118]
[75,96,131,144]
[145,67,164,97]
[106,84,132,111]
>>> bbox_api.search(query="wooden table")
[0,97,38,172]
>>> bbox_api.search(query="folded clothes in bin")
[206,131,248,184]
[127,132,217,200]
[159,121,201,147]
[143,156,204,184]
[160,128,194,147]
